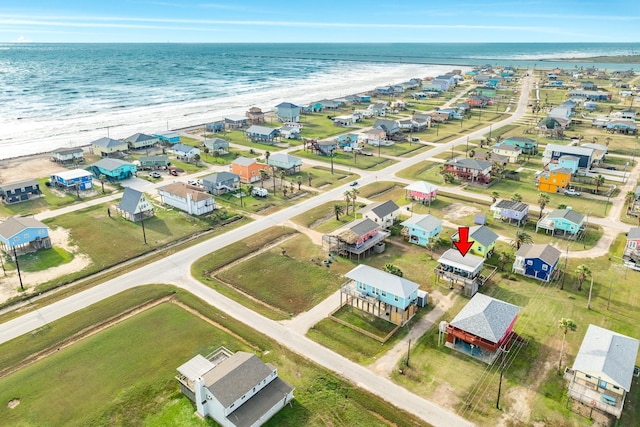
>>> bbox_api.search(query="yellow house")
[91,137,128,157]
[538,167,572,193]
[492,144,522,163]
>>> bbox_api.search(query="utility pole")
[496,347,507,410]
[330,148,334,175]
[406,338,412,367]
[12,246,24,291]
[141,218,148,245]
[607,274,613,310]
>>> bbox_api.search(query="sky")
[1,1,639,43]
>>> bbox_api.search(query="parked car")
[187,180,198,186]
[565,188,581,196]
[169,169,178,176]
[149,172,161,178]
[349,181,359,187]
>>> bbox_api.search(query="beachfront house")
[357,200,400,231]
[205,120,225,134]
[202,172,240,195]
[246,106,265,124]
[536,208,585,238]
[537,168,572,193]
[158,182,215,215]
[0,179,42,204]
[451,225,498,258]
[49,169,94,192]
[176,347,294,425]
[154,131,181,145]
[435,249,486,297]
[340,264,421,327]
[231,157,264,184]
[267,153,302,175]
[275,102,301,122]
[490,200,529,226]
[203,138,230,155]
[117,187,154,222]
[512,243,561,282]
[224,114,249,130]
[502,136,537,155]
[91,137,128,157]
[322,218,388,261]
[405,181,438,204]
[622,227,640,264]
[138,155,170,170]
[172,144,200,161]
[123,133,159,150]
[400,214,443,247]
[567,325,639,419]
[87,158,137,181]
[245,125,279,143]
[0,216,51,251]
[369,102,388,116]
[50,147,84,164]
[444,158,493,184]
[445,293,521,364]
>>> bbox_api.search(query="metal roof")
[358,200,399,219]
[51,169,93,181]
[124,133,156,143]
[452,225,498,248]
[268,153,302,166]
[177,354,215,381]
[232,156,257,167]
[52,146,83,154]
[446,158,493,170]
[0,179,39,192]
[91,137,126,148]
[405,181,439,194]
[437,249,485,273]
[203,172,239,184]
[450,293,520,344]
[572,324,639,391]
[544,143,594,157]
[91,158,134,171]
[514,244,561,266]
[400,214,443,231]
[494,200,529,213]
[158,183,212,202]
[345,264,420,299]
[246,125,277,135]
[545,208,585,225]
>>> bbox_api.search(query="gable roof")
[172,143,196,153]
[400,214,443,231]
[453,225,498,247]
[405,181,438,194]
[268,153,302,166]
[450,293,520,343]
[503,136,535,144]
[545,144,594,158]
[91,158,134,171]
[437,249,485,273]
[124,133,156,143]
[358,200,399,219]
[494,200,529,213]
[546,208,585,225]
[119,187,146,215]
[514,243,561,266]
[332,218,380,244]
[52,146,83,155]
[627,227,640,241]
[158,183,212,202]
[51,169,93,181]
[246,125,278,135]
[203,352,274,407]
[345,264,419,298]
[204,138,230,148]
[0,217,48,240]
[275,102,299,109]
[572,324,639,391]
[0,179,39,192]
[203,171,239,184]
[91,137,126,148]
[232,156,258,167]
[446,158,493,170]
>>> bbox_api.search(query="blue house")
[400,214,443,247]
[0,179,42,204]
[154,131,181,145]
[536,208,585,237]
[245,125,279,142]
[87,158,138,181]
[275,102,301,122]
[548,155,580,174]
[502,136,537,154]
[0,216,51,250]
[376,86,395,95]
[513,244,562,282]
[543,144,594,169]
[342,264,421,326]
[206,120,225,133]
[50,169,94,191]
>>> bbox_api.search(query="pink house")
[405,181,438,202]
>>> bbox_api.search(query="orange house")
[231,157,264,184]
[538,167,572,193]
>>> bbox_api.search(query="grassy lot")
[0,286,428,427]
[388,246,640,426]
[214,182,316,215]
[303,165,359,190]
[14,247,74,272]
[293,148,396,171]
[395,160,442,181]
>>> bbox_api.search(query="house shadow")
[141,216,172,237]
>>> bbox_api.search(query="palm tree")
[333,204,344,220]
[307,172,313,187]
[491,191,500,204]
[538,193,550,219]
[594,174,605,194]
[558,318,577,374]
[283,186,288,198]
[511,193,523,203]
[511,230,533,249]
[575,264,591,291]
[296,177,302,191]
[498,251,513,272]
[246,184,254,197]
[625,190,636,212]
[350,188,359,213]
[264,150,271,166]
[344,190,352,215]
[98,174,106,193]
[280,171,286,189]
[259,169,267,188]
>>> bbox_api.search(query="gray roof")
[494,200,529,213]
[91,137,126,148]
[204,138,230,148]
[572,324,639,391]
[275,102,300,108]
[91,158,134,171]
[124,133,156,143]
[177,354,215,381]
[52,146,83,155]
[0,217,48,240]
[232,156,257,167]
[225,377,294,427]
[437,249,485,273]
[558,155,580,162]
[246,125,277,135]
[203,352,274,407]
[268,153,302,167]
[494,144,522,153]
[446,158,493,170]
[405,181,438,194]
[628,227,640,241]
[172,143,196,153]
[544,143,594,158]
[203,172,239,184]
[0,179,39,192]
[358,200,400,219]
[450,293,521,344]
[453,225,498,247]
[514,244,561,266]
[345,264,420,299]
[348,218,380,237]
[546,208,585,225]
[139,155,169,163]
[118,187,146,215]
[400,214,443,231]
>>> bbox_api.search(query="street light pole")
[330,148,334,175]
[141,218,148,245]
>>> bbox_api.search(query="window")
[542,265,548,271]
[381,291,387,297]
[527,260,533,265]
[394,296,399,302]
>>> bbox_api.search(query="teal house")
[154,131,181,145]
[341,264,422,326]
[502,136,537,155]
[401,214,443,247]
[548,155,580,174]
[87,158,137,181]
[536,208,585,237]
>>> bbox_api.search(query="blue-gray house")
[275,102,301,122]
[400,214,443,247]
[513,243,562,282]
[245,125,279,143]
[341,264,421,326]
[0,216,51,250]
[0,179,42,204]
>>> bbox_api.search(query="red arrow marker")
[454,226,473,256]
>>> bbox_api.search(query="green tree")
[511,193,523,203]
[296,177,302,191]
[594,174,605,194]
[246,184,254,197]
[538,193,550,219]
[625,190,636,212]
[443,172,455,184]
[193,153,201,166]
[344,190,352,215]
[333,204,344,220]
[98,174,106,194]
[350,188,359,213]
[259,169,267,188]
[491,191,500,204]
[283,186,288,198]
[280,171,286,189]
[511,230,533,249]
[575,264,591,291]
[558,318,577,374]
[384,263,403,277]
[307,173,313,187]
[498,251,513,272]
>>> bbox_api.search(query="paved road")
[0,72,543,427]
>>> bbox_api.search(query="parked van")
[252,187,268,197]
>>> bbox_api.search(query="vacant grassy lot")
[0,286,428,427]
[15,247,74,272]
[293,148,396,171]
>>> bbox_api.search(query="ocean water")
[1,43,639,160]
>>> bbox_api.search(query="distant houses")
[172,144,201,161]
[245,125,279,143]
[202,172,241,195]
[444,158,493,184]
[266,153,302,175]
[357,200,400,231]
[91,137,128,157]
[51,147,84,164]
[124,133,159,150]
[87,158,137,181]
[275,102,301,122]
[203,138,230,155]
